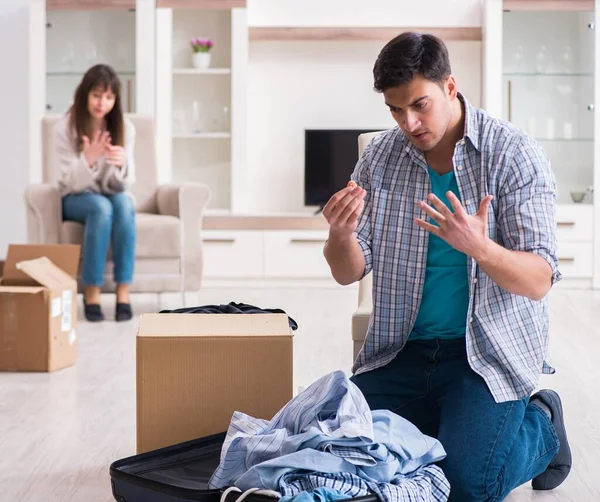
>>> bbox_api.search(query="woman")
[53,64,136,322]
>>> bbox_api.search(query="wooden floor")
[0,287,598,501]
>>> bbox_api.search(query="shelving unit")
[484,0,599,288]
[45,9,137,115]
[155,4,248,213]
[501,10,595,205]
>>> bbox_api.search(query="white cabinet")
[202,230,264,278]
[263,231,330,278]
[556,204,594,243]
[556,242,594,279]
[202,230,332,281]
[45,9,136,115]
[44,0,155,117]
[155,5,248,212]
[556,205,594,279]
[484,0,599,287]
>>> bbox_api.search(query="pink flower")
[190,37,214,52]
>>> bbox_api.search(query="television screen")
[304,129,375,209]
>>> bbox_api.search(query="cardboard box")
[0,244,80,372]
[136,312,294,454]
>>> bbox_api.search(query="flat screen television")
[304,129,376,209]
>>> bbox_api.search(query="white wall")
[248,0,482,28]
[0,0,45,257]
[246,40,482,214]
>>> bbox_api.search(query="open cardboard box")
[136,312,294,454]
[0,244,80,372]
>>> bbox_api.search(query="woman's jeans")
[62,192,136,287]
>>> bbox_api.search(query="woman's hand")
[82,131,111,167]
[105,145,126,168]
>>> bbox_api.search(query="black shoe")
[116,302,133,322]
[83,299,104,322]
[531,390,572,491]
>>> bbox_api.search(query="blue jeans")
[350,338,559,502]
[62,192,136,287]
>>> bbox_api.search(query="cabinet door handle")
[558,257,575,263]
[507,80,512,122]
[203,238,236,244]
[290,238,327,244]
[557,221,575,227]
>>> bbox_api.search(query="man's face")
[383,75,455,152]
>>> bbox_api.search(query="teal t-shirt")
[409,166,469,340]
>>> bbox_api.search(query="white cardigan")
[53,114,136,197]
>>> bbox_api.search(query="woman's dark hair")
[373,32,452,92]
[69,64,124,151]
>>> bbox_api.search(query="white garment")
[52,113,136,196]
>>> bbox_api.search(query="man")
[323,32,571,501]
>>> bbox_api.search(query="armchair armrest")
[156,183,211,290]
[24,183,62,244]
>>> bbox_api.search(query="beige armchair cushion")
[60,213,181,259]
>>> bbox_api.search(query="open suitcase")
[110,432,380,502]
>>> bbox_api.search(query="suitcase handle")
[111,479,127,502]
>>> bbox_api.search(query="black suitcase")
[110,431,380,502]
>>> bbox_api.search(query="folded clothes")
[159,301,298,330]
[210,371,450,502]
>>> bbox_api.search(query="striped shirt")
[209,371,450,502]
[350,93,561,403]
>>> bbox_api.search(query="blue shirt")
[409,167,469,340]
[209,371,450,502]
[349,93,561,403]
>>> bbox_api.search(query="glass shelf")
[504,72,593,77]
[47,71,136,76]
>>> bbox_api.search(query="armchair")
[351,131,384,359]
[25,114,211,296]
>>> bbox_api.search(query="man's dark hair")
[373,32,452,92]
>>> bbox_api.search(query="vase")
[192,52,211,69]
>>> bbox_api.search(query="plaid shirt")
[210,371,450,502]
[351,94,561,403]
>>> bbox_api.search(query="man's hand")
[323,181,368,285]
[323,181,367,239]
[414,191,494,260]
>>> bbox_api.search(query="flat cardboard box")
[137,312,294,454]
[0,244,80,372]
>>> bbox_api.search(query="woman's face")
[87,86,116,120]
